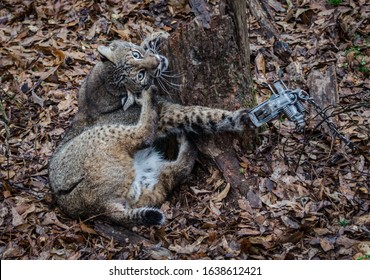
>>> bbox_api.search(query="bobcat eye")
[132,51,143,59]
[137,70,146,81]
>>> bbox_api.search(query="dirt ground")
[0,0,369,259]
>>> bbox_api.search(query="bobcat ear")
[97,45,114,62]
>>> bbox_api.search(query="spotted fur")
[49,34,248,227]
[49,86,196,226]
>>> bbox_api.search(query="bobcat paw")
[128,182,141,203]
[176,133,187,145]
[145,85,158,97]
[141,31,170,51]
[137,85,157,105]
[234,109,250,129]
[238,109,251,125]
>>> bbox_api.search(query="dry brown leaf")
[21,204,36,219]
[2,243,25,258]
[237,198,253,213]
[168,236,206,254]
[249,235,274,249]
[237,228,260,237]
[320,238,335,252]
[247,190,262,209]
[313,228,331,236]
[190,187,211,195]
[32,92,44,107]
[80,221,98,235]
[1,170,15,180]
[255,52,266,81]
[42,212,69,230]
[278,231,304,244]
[281,215,300,229]
[212,183,230,202]
[209,200,221,216]
[11,207,24,227]
[51,49,66,66]
[354,214,370,226]
[336,235,359,248]
[356,242,370,255]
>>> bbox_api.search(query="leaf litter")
[0,0,369,259]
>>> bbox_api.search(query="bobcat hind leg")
[134,133,197,207]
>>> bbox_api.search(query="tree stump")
[161,5,254,198]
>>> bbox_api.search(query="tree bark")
[226,0,253,96]
[161,1,254,198]
[246,0,280,39]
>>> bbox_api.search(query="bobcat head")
[96,32,169,110]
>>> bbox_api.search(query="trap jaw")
[248,80,356,149]
[248,80,309,132]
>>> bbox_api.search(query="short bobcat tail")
[107,206,165,226]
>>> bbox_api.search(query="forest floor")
[0,0,369,260]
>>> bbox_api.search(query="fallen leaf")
[42,212,69,230]
[247,190,262,209]
[255,52,266,80]
[281,215,300,229]
[2,243,25,258]
[51,48,66,66]
[336,235,358,248]
[21,204,36,219]
[237,228,261,236]
[168,236,206,254]
[278,231,304,244]
[79,221,98,235]
[212,183,230,202]
[11,207,24,227]
[313,228,331,236]
[356,242,370,255]
[354,214,370,226]
[209,200,221,216]
[320,238,335,252]
[249,235,274,249]
[1,170,15,180]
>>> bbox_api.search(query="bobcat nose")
[146,54,160,69]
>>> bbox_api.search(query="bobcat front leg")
[157,102,248,137]
[124,85,158,150]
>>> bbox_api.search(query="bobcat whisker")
[159,76,182,89]
[156,77,174,96]
[163,69,185,75]
[161,72,184,78]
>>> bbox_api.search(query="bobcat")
[49,34,250,227]
[61,32,249,144]
[49,86,196,226]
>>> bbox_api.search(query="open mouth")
[153,56,168,78]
